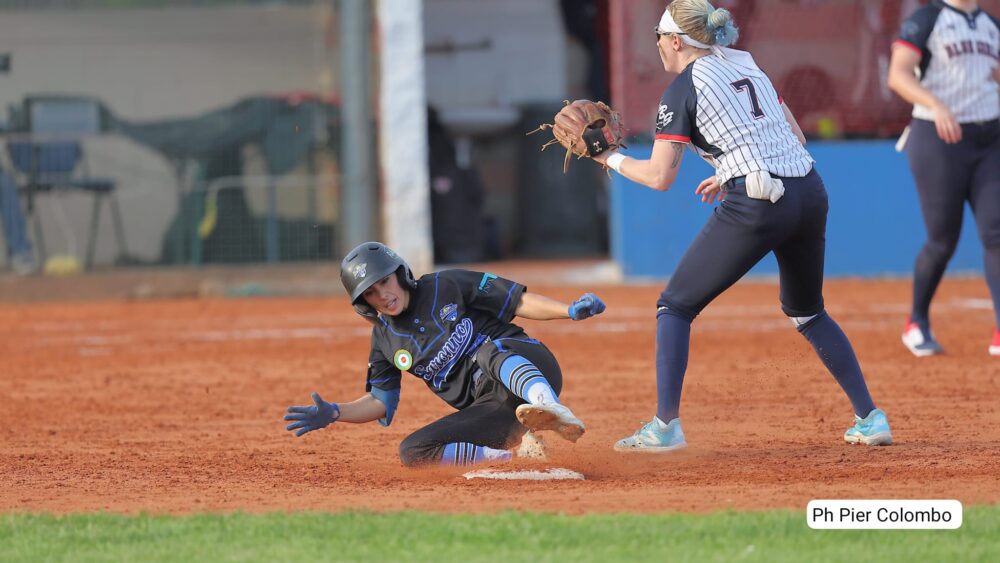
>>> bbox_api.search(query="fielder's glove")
[528,99,626,173]
[568,293,606,321]
[284,392,340,437]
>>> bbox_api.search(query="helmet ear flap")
[397,267,417,291]
[353,301,379,321]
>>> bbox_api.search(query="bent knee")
[924,237,960,260]
[398,437,437,467]
[785,308,829,332]
[781,300,824,321]
[655,296,698,322]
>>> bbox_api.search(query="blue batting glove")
[568,292,606,321]
[284,392,340,437]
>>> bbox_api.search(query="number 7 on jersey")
[731,78,765,119]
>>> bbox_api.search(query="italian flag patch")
[393,349,412,371]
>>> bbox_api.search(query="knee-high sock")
[798,312,876,418]
[911,242,954,328]
[985,246,1000,328]
[440,442,511,466]
[499,355,559,405]
[656,309,691,423]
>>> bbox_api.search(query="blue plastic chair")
[6,140,127,268]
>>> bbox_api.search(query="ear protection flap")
[353,301,379,321]
[397,267,417,291]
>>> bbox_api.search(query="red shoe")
[990,329,1000,357]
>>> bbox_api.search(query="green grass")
[2,506,999,563]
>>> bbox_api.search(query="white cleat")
[901,321,943,357]
[515,403,585,443]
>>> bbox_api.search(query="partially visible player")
[888,0,1000,357]
[283,241,605,466]
[592,0,892,452]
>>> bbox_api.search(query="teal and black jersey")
[365,269,527,422]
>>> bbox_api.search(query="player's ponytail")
[668,0,740,47]
[706,8,739,47]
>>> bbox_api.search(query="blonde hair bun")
[706,8,739,47]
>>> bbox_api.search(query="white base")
[462,467,585,481]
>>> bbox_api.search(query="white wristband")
[605,151,626,173]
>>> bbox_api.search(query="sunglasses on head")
[654,25,687,38]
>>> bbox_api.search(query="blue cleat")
[614,417,687,453]
[844,408,893,446]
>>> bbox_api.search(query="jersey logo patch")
[393,349,412,371]
[478,273,497,293]
[352,263,367,279]
[656,104,674,129]
[439,303,459,322]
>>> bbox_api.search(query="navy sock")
[655,309,691,423]
[798,312,876,418]
[440,442,511,466]
[984,246,1000,328]
[911,243,953,327]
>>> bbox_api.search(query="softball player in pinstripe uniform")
[888,0,1000,357]
[283,242,605,466]
[594,0,892,452]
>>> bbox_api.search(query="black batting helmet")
[340,241,417,320]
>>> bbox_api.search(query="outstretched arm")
[515,292,605,321]
[284,392,387,437]
[593,140,687,192]
[338,393,387,423]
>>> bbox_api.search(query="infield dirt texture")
[1,274,998,514]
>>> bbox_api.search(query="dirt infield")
[2,275,998,514]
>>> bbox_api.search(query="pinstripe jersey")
[655,53,814,185]
[895,1,1000,123]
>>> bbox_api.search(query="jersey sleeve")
[364,331,401,427]
[444,269,525,324]
[987,13,1000,56]
[654,73,695,143]
[895,5,940,55]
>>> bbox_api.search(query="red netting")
[610,0,1000,140]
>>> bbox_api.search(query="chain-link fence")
[0,0,342,271]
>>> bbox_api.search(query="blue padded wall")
[610,141,983,279]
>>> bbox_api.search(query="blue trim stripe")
[379,316,423,353]
[424,273,447,350]
[494,336,540,346]
[376,273,447,355]
[496,283,520,320]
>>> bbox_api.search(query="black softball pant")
[658,168,828,320]
[397,338,563,467]
[905,118,1000,327]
